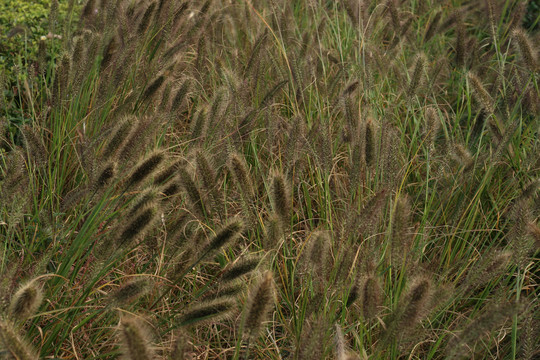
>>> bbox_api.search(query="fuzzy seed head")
[271,171,291,224]
[512,28,538,72]
[335,324,346,360]
[55,52,71,99]
[228,153,254,198]
[118,117,154,164]
[195,150,217,194]
[0,319,38,360]
[94,162,116,190]
[346,281,360,308]
[154,161,180,185]
[138,1,157,35]
[9,279,43,321]
[364,117,376,167]
[424,10,441,43]
[190,108,209,142]
[386,0,400,33]
[359,189,388,234]
[171,79,191,112]
[21,125,47,167]
[242,271,275,340]
[296,315,326,359]
[453,144,473,169]
[118,207,157,247]
[162,180,181,198]
[103,117,134,160]
[142,75,164,102]
[101,35,117,70]
[468,72,495,113]
[425,106,440,150]
[109,279,150,306]
[455,16,466,67]
[446,302,519,359]
[205,219,243,254]
[222,256,261,283]
[178,167,206,217]
[207,282,245,300]
[527,222,540,248]
[361,276,382,320]
[264,214,283,250]
[177,299,235,327]
[81,0,96,21]
[408,53,426,95]
[463,249,512,291]
[119,316,154,360]
[129,188,158,216]
[398,279,432,329]
[303,231,331,286]
[170,330,189,360]
[129,152,165,188]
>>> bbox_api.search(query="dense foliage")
[0,0,539,359]
[525,0,540,29]
[0,0,77,134]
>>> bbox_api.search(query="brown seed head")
[361,276,382,320]
[512,28,538,72]
[271,171,291,225]
[9,279,43,321]
[468,72,495,114]
[228,153,254,199]
[109,278,150,306]
[204,219,243,254]
[0,319,38,360]
[178,167,206,218]
[94,162,117,191]
[119,316,154,360]
[242,271,275,340]
[222,256,261,283]
[177,299,235,327]
[103,116,135,160]
[128,152,165,188]
[117,206,157,248]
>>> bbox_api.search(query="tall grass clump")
[0,0,538,358]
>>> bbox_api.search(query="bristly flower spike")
[128,151,165,188]
[242,271,275,340]
[119,316,154,360]
[204,219,244,255]
[117,206,157,248]
[270,171,291,225]
[512,28,539,72]
[0,319,38,360]
[8,278,43,321]
[468,71,495,114]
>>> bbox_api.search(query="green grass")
[0,0,539,359]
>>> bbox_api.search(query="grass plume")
[0,319,38,360]
[270,171,291,226]
[177,299,235,327]
[512,28,538,72]
[118,316,154,360]
[204,219,243,255]
[242,271,275,338]
[128,151,165,188]
[8,279,43,321]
